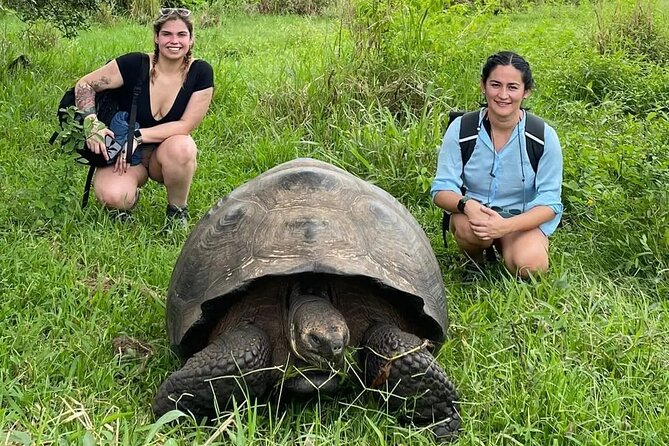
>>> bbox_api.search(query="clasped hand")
[84,117,137,174]
[84,117,114,160]
[113,138,138,174]
[467,205,511,241]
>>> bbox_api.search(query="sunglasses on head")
[159,7,191,17]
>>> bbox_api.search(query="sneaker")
[164,204,189,231]
[484,247,498,264]
[108,209,132,222]
[461,259,486,283]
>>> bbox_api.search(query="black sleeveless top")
[114,52,214,128]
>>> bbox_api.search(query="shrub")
[547,51,669,115]
[10,0,98,38]
[594,0,669,64]
[252,0,334,15]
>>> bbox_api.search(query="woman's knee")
[452,219,492,250]
[504,249,549,277]
[157,135,197,166]
[95,186,138,210]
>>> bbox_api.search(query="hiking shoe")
[484,247,498,264]
[164,204,189,232]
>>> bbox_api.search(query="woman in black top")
[74,8,214,227]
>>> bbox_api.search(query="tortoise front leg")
[153,324,272,420]
[360,322,461,440]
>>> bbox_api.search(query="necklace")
[490,111,523,152]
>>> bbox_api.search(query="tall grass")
[1,1,668,444]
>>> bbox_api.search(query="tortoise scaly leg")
[153,324,272,420]
[360,322,461,441]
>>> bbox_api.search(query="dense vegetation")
[1,0,668,444]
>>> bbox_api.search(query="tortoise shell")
[166,158,447,359]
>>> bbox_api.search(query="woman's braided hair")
[151,12,194,84]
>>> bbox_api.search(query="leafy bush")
[10,0,98,38]
[251,0,334,15]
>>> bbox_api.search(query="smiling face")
[154,18,193,61]
[481,64,530,121]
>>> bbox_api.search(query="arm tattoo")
[75,76,112,116]
[75,83,96,115]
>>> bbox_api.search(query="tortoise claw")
[361,322,461,440]
[153,324,272,420]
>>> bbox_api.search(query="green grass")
[1,1,669,444]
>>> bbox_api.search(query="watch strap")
[457,196,471,213]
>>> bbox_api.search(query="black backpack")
[50,56,146,207]
[49,87,123,160]
[440,110,545,247]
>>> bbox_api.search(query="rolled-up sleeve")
[527,125,563,235]
[431,118,464,198]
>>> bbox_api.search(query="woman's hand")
[462,199,489,221]
[84,116,114,160]
[469,206,511,240]
[113,138,138,174]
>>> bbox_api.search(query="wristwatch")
[134,129,143,145]
[457,196,471,213]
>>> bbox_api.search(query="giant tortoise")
[153,158,460,439]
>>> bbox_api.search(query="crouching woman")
[431,51,563,279]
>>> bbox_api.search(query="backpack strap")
[441,111,480,247]
[457,111,481,169]
[124,54,148,163]
[81,166,95,208]
[440,110,546,249]
[455,110,545,172]
[81,54,148,207]
[441,211,450,250]
[524,112,545,173]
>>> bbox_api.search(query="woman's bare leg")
[497,228,549,278]
[93,164,149,210]
[450,213,493,265]
[148,135,197,207]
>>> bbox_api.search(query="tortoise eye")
[309,334,321,347]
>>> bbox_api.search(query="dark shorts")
[131,143,159,168]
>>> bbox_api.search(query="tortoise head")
[287,282,350,368]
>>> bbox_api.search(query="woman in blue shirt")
[431,52,563,278]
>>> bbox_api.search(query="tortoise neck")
[288,278,331,303]
[285,276,348,366]
[286,279,330,362]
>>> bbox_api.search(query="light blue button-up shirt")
[431,109,563,236]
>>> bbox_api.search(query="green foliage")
[594,0,669,64]
[1,3,669,445]
[56,107,88,155]
[548,51,669,115]
[251,0,334,15]
[161,0,206,12]
[121,0,160,21]
[197,0,235,26]
[10,0,98,38]
[18,20,61,50]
